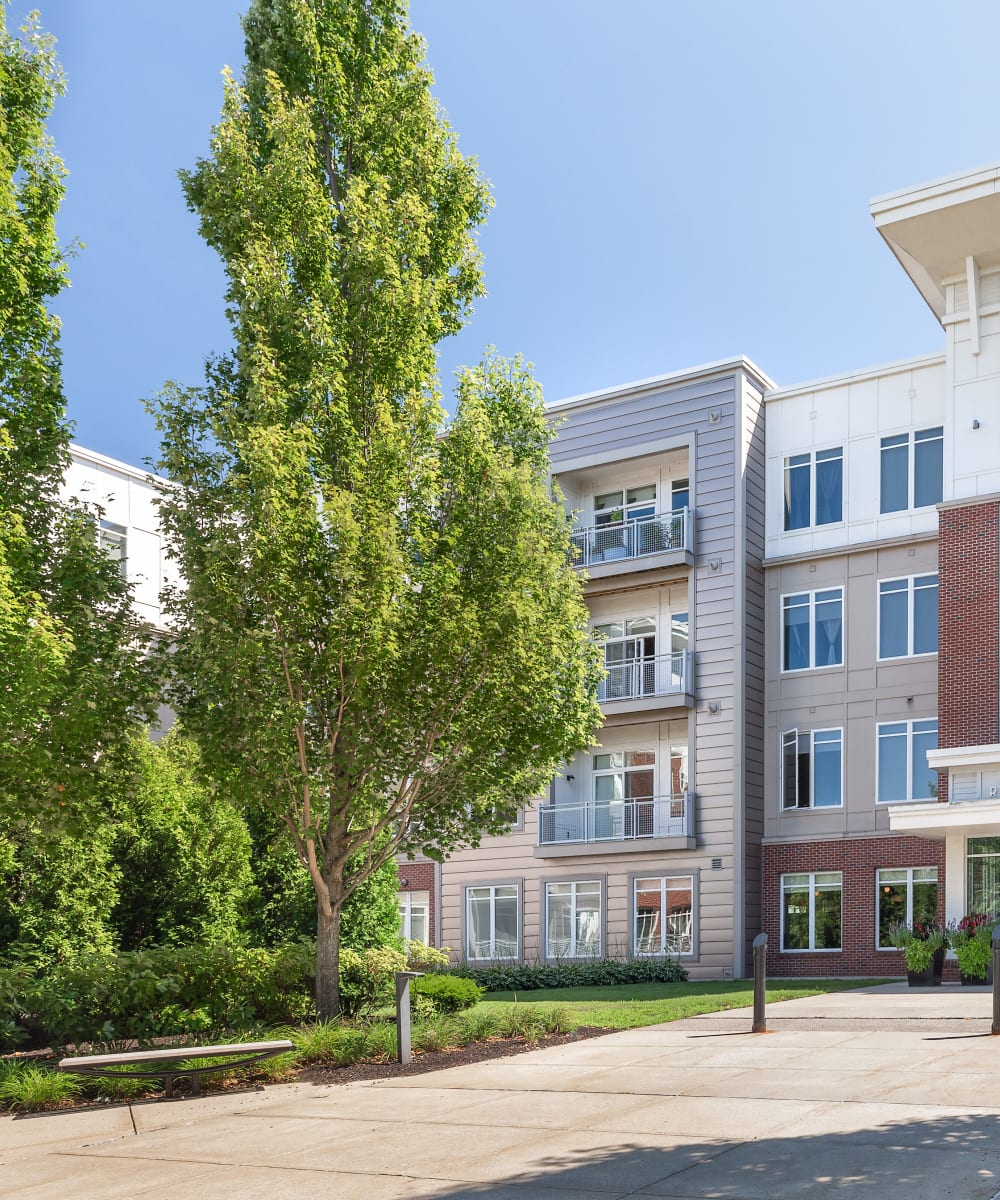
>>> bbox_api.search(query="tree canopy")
[0,9,154,823]
[152,0,602,1017]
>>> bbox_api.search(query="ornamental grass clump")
[949,913,996,980]
[887,920,946,973]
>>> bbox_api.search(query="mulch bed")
[296,1025,609,1087]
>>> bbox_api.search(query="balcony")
[537,793,693,849]
[570,508,694,574]
[598,649,693,708]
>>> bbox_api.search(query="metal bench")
[58,1039,295,1098]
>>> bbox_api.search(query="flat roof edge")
[764,351,945,401]
[547,356,777,413]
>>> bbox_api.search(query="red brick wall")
[938,501,999,772]
[761,837,946,977]
[398,862,438,946]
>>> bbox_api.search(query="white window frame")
[398,890,430,944]
[780,871,842,952]
[879,426,944,514]
[781,587,844,672]
[98,519,128,579]
[465,884,520,961]
[632,874,695,957]
[875,867,938,950]
[780,728,843,810]
[876,719,939,804]
[544,879,602,959]
[783,446,844,531]
[877,574,938,660]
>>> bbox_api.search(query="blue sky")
[10,1,1000,468]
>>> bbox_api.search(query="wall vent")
[711,858,723,870]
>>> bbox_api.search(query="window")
[877,719,938,802]
[98,519,127,578]
[671,478,689,512]
[782,588,843,671]
[545,880,601,958]
[877,868,937,949]
[466,885,519,960]
[967,838,1000,913]
[877,574,938,659]
[593,749,655,837]
[398,890,429,944]
[594,617,656,699]
[880,426,943,513]
[783,447,843,530]
[780,729,843,809]
[634,875,693,955]
[781,871,842,951]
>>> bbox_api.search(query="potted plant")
[949,913,995,985]
[888,920,947,986]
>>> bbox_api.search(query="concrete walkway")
[4,983,1000,1199]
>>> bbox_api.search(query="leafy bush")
[291,1020,366,1066]
[449,956,687,992]
[338,945,407,1018]
[24,941,315,1047]
[413,973,484,1013]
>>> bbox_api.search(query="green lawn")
[478,978,890,1031]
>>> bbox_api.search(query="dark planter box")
[907,946,945,987]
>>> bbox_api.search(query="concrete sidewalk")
[3,983,1000,1199]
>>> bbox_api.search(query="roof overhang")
[927,744,1000,772]
[888,798,1000,840]
[871,162,1000,323]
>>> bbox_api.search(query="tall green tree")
[152,0,601,1017]
[0,8,154,822]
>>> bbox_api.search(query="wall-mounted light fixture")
[709,559,720,571]
[565,774,575,782]
[709,409,721,423]
[399,878,409,888]
[707,701,720,714]
[973,419,981,429]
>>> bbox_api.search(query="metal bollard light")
[992,929,1000,1036]
[395,970,424,1065]
[751,932,768,1033]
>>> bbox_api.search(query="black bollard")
[752,932,768,1033]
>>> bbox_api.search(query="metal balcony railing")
[537,793,692,846]
[570,507,693,568]
[598,649,692,702]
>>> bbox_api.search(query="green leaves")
[152,1,599,1016]
[0,12,155,826]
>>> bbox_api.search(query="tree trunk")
[315,901,341,1019]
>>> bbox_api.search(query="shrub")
[413,974,484,1014]
[338,945,407,1019]
[25,941,316,1047]
[449,956,687,992]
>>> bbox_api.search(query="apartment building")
[401,360,774,979]
[762,164,1000,977]
[60,161,1000,982]
[402,160,1000,980]
[64,444,179,633]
